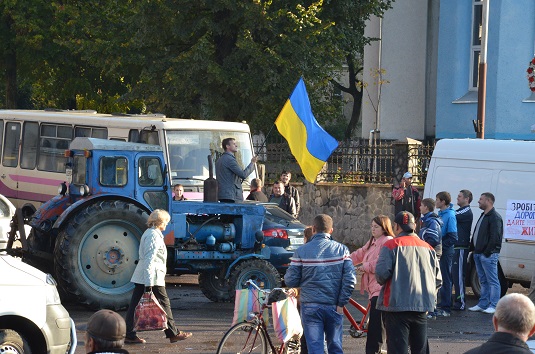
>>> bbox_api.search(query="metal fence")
[254,134,435,185]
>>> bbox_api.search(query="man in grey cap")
[85,309,130,354]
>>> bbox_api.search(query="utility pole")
[476,0,489,139]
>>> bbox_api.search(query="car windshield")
[264,204,297,224]
[166,131,256,186]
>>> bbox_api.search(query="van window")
[432,166,493,199]
[0,120,3,161]
[2,122,21,168]
[38,124,72,172]
[21,122,39,169]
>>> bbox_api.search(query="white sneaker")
[483,307,496,314]
[468,305,484,312]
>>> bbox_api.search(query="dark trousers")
[366,296,385,354]
[438,245,454,311]
[383,311,429,354]
[452,248,468,309]
[125,283,178,339]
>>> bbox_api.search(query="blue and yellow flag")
[275,78,339,183]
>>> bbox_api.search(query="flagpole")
[255,124,276,156]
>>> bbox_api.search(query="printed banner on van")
[505,200,535,241]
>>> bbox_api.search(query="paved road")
[67,275,530,353]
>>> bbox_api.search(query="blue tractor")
[15,138,281,310]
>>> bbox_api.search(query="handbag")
[271,296,303,343]
[133,290,168,331]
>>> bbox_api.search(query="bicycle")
[343,297,371,338]
[217,280,301,354]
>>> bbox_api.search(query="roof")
[69,137,163,152]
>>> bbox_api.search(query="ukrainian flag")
[275,78,339,183]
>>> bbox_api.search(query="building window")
[469,0,482,91]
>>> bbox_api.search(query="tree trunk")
[344,88,363,139]
[3,14,17,108]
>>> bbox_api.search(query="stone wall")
[292,183,421,252]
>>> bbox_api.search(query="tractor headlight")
[58,182,68,195]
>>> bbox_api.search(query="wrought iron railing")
[254,134,435,185]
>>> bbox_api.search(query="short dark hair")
[481,192,495,204]
[173,183,184,189]
[421,198,435,212]
[436,191,451,205]
[222,138,235,151]
[313,214,333,233]
[459,189,473,203]
[281,170,291,176]
[251,178,262,189]
[273,180,284,186]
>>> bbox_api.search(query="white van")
[423,139,535,296]
[0,252,76,353]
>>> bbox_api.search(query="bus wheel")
[54,200,148,310]
[199,271,232,302]
[228,259,281,300]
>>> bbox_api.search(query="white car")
[0,194,31,250]
[0,252,76,353]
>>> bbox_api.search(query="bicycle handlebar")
[244,279,288,295]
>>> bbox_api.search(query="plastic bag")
[232,288,268,325]
[272,296,303,343]
[133,291,168,331]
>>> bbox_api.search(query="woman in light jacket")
[350,215,394,354]
[125,209,192,344]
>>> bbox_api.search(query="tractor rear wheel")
[54,200,148,310]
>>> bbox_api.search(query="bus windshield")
[166,130,257,187]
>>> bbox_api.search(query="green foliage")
[1,0,394,135]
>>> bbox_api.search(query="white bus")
[0,109,258,207]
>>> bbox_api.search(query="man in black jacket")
[468,192,503,314]
[269,180,297,218]
[464,293,535,354]
[453,189,473,311]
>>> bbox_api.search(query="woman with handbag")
[350,215,394,354]
[125,209,193,344]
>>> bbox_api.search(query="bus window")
[3,122,21,167]
[21,122,39,169]
[38,124,72,172]
[139,130,159,145]
[100,157,127,186]
[75,126,108,139]
[128,129,140,143]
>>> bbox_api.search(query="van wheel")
[0,329,31,354]
[228,259,281,300]
[470,264,508,298]
[198,271,232,302]
[54,200,148,310]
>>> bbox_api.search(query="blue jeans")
[438,245,454,311]
[301,303,343,354]
[473,253,500,309]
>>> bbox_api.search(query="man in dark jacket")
[281,170,300,216]
[468,192,503,314]
[392,172,421,218]
[86,309,130,353]
[269,181,297,218]
[376,211,441,354]
[215,137,257,203]
[453,189,473,311]
[464,293,535,354]
[246,178,268,202]
[284,214,355,354]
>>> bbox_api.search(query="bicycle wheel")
[217,322,268,354]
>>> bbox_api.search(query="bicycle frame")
[343,298,371,338]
